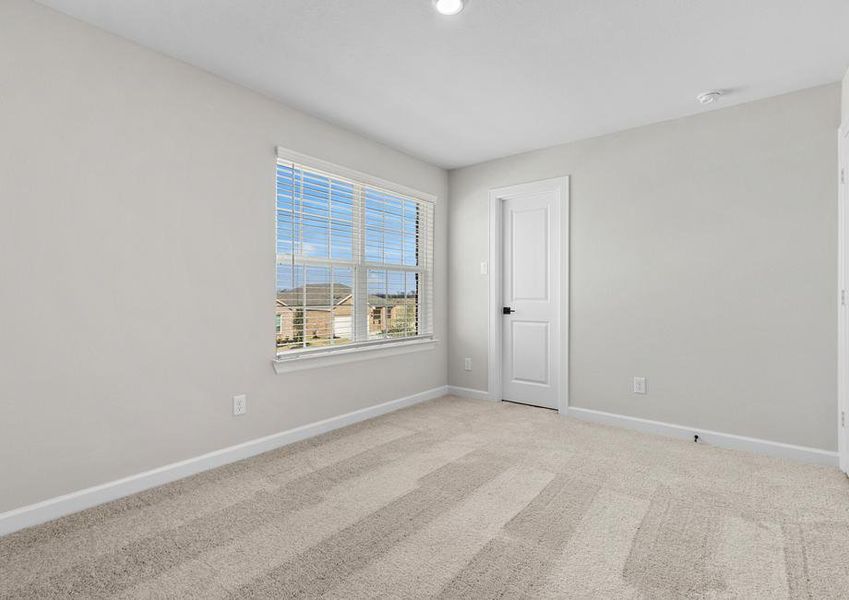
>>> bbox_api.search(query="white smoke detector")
[696,91,723,105]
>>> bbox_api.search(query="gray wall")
[844,68,849,124]
[0,0,447,513]
[448,84,840,451]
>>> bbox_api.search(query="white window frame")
[272,147,437,374]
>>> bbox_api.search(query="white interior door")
[500,183,562,410]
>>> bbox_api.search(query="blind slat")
[275,161,434,357]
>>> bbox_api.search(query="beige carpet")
[2,396,849,599]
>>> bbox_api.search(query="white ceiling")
[37,0,849,169]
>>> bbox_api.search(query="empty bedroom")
[2,0,849,598]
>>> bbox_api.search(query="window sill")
[272,338,438,374]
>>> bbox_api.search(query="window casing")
[275,150,434,360]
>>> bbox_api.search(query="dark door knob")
[502,306,515,315]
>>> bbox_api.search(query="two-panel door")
[501,186,561,410]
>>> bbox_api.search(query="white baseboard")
[0,385,449,538]
[567,406,838,467]
[446,385,492,401]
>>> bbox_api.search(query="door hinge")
[842,411,846,428]
[842,289,846,306]
[842,168,845,185]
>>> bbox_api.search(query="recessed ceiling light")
[696,91,723,105]
[434,0,465,16]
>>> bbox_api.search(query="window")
[275,149,434,360]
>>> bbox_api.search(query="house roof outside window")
[276,284,398,309]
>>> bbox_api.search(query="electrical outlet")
[480,262,488,275]
[632,377,646,395]
[464,357,472,371]
[233,394,247,416]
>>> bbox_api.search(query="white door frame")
[838,124,849,474]
[488,177,570,413]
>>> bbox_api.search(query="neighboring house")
[276,284,417,351]
[368,297,418,337]
[276,284,352,349]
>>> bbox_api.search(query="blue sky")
[276,164,420,298]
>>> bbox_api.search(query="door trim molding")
[488,177,570,413]
[838,124,848,474]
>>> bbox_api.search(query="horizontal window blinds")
[275,158,434,357]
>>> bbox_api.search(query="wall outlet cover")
[233,394,247,416]
[632,377,647,395]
